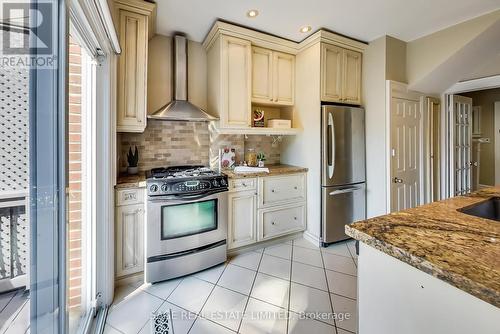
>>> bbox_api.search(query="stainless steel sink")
[459,197,500,222]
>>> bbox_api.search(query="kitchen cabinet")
[115,187,145,278]
[207,35,252,128]
[321,43,362,104]
[252,47,295,105]
[227,173,306,250]
[228,189,257,249]
[114,0,156,132]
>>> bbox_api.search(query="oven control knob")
[220,178,227,186]
[149,184,158,193]
[212,179,219,187]
[161,184,169,192]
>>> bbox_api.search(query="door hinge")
[391,148,396,157]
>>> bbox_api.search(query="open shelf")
[212,126,301,136]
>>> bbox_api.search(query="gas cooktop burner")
[150,165,216,179]
[147,165,228,196]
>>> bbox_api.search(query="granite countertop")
[222,164,308,179]
[346,187,500,307]
[115,173,147,189]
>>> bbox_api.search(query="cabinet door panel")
[321,44,343,102]
[116,204,144,277]
[222,36,251,127]
[273,52,295,105]
[252,47,273,104]
[116,10,148,132]
[228,190,257,249]
[342,49,362,104]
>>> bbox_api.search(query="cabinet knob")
[269,97,273,101]
[242,183,247,187]
[294,186,298,190]
[294,217,297,220]
[271,189,275,193]
[274,98,278,102]
[271,221,276,225]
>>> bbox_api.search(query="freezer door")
[321,183,366,244]
[321,105,365,186]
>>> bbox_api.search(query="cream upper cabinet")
[252,47,273,104]
[114,0,156,133]
[207,35,252,128]
[321,44,343,102]
[273,51,295,105]
[252,47,295,106]
[342,49,362,104]
[321,43,362,104]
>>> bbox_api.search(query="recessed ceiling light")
[300,25,312,33]
[247,9,259,18]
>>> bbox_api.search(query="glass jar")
[245,148,258,167]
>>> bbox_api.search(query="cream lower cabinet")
[228,189,257,249]
[115,187,145,278]
[227,174,306,250]
[321,43,362,104]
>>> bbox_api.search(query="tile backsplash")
[119,121,281,172]
[119,120,210,172]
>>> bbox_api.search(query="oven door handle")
[152,189,227,201]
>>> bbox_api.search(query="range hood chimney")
[148,35,217,121]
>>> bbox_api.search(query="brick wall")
[68,37,83,310]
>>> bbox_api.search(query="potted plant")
[127,146,139,175]
[257,152,266,167]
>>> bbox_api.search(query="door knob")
[393,177,403,184]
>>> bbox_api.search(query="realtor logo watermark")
[1,0,57,68]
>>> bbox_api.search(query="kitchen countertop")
[346,187,500,307]
[115,173,147,189]
[222,164,308,179]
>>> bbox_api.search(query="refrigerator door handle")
[329,186,362,196]
[327,112,335,178]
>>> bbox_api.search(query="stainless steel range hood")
[148,35,217,122]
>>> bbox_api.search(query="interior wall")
[406,10,500,88]
[462,88,500,186]
[363,36,388,217]
[385,36,407,83]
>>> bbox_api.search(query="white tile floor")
[105,238,358,334]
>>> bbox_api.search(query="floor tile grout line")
[286,240,295,334]
[186,261,230,334]
[320,248,340,334]
[236,250,264,333]
[193,314,239,333]
[128,276,186,333]
[288,308,337,328]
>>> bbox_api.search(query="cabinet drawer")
[229,178,257,192]
[259,174,305,207]
[116,188,145,206]
[259,203,305,240]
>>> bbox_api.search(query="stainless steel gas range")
[145,165,228,283]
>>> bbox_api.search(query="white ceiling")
[155,0,500,43]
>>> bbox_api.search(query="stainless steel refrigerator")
[321,105,366,245]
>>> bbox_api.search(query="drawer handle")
[242,183,247,187]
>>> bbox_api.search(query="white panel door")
[391,97,421,212]
[449,95,472,196]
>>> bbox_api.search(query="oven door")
[147,190,228,257]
